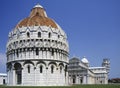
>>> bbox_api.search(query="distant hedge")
[109,78,120,83]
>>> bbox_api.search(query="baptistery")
[6,4,69,86]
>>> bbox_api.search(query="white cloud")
[0,53,7,73]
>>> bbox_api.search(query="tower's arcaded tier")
[6,4,69,86]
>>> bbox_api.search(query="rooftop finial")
[33,3,43,8]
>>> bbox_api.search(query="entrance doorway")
[72,75,76,84]
[3,79,5,84]
[14,63,22,84]
[80,78,83,84]
[73,78,76,84]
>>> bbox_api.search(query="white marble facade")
[6,4,69,86]
[68,57,110,85]
[0,73,7,85]
[6,3,110,86]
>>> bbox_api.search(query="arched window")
[36,48,39,55]
[65,65,67,71]
[40,65,43,73]
[27,65,30,73]
[51,49,54,56]
[38,32,41,38]
[48,32,51,38]
[51,65,54,74]
[14,63,22,84]
[27,32,30,38]
[65,65,67,77]
[16,50,19,57]
[60,66,62,73]
[58,35,60,39]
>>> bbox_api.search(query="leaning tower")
[6,4,69,86]
[102,58,110,73]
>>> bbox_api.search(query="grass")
[0,84,120,88]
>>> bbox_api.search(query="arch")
[38,32,41,37]
[40,65,43,73]
[27,32,30,38]
[36,48,39,55]
[51,65,54,74]
[16,49,19,57]
[60,66,62,73]
[27,65,30,73]
[14,63,22,70]
[72,75,76,84]
[48,61,57,66]
[14,63,22,84]
[51,49,54,56]
[65,65,68,77]
[58,63,64,67]
[36,61,46,66]
[7,63,12,71]
[23,60,34,66]
[48,32,51,38]
[65,65,68,71]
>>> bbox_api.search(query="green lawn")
[0,84,120,88]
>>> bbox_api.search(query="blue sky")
[0,0,120,78]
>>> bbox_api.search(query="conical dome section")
[15,3,58,28]
[30,3,47,17]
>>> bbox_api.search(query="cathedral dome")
[15,4,58,29]
[81,57,89,64]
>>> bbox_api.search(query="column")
[21,48,24,58]
[14,50,16,60]
[19,50,22,59]
[47,50,50,59]
[29,48,31,59]
[13,70,16,85]
[18,49,20,60]
[57,52,59,60]
[38,48,40,59]
[34,65,36,85]
[21,67,23,86]
[7,71,9,85]
[12,64,16,85]
[33,48,35,59]
[56,51,58,60]
[59,52,61,60]
[25,48,27,59]
[45,50,47,59]
[39,50,42,59]
[42,50,43,59]
[31,49,33,59]
[76,76,80,84]
[43,50,45,59]
[83,75,87,84]
[54,50,56,59]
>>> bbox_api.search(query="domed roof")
[15,4,58,29]
[81,57,89,63]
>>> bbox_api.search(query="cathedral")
[68,57,110,84]
[6,4,110,86]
